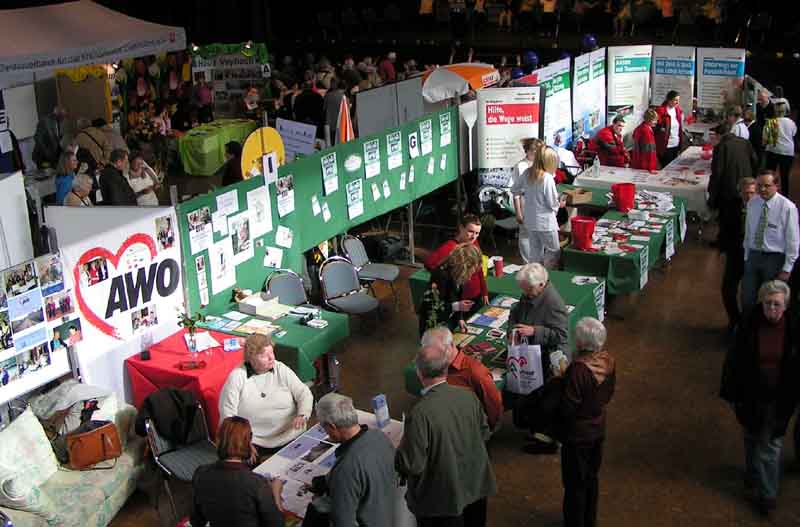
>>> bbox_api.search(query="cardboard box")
[564,188,593,206]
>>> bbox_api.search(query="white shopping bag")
[505,341,544,395]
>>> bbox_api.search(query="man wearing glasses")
[741,170,799,315]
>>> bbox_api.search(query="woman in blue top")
[55,151,79,205]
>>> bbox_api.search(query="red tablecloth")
[125,328,244,434]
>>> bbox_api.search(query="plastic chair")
[341,235,400,307]
[145,402,218,523]
[265,269,310,306]
[319,256,379,316]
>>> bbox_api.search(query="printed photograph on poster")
[52,318,82,347]
[44,290,74,322]
[210,237,236,294]
[15,343,51,378]
[8,289,45,334]
[246,186,273,238]
[0,282,6,309]
[0,311,12,352]
[11,327,47,354]
[276,174,295,217]
[35,255,64,297]
[346,178,364,220]
[3,261,38,298]
[321,152,339,196]
[228,211,253,265]
[155,215,176,251]
[0,356,18,386]
[80,257,110,287]
[187,206,213,254]
[131,305,158,332]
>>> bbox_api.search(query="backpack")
[763,118,779,147]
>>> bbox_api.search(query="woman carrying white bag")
[505,263,569,454]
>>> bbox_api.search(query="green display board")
[177,107,459,316]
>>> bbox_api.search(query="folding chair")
[264,269,312,307]
[319,256,380,318]
[341,235,400,309]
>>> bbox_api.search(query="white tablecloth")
[575,147,710,216]
[685,122,718,142]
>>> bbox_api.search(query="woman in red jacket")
[631,109,659,172]
[654,90,684,167]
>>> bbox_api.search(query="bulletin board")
[178,106,459,316]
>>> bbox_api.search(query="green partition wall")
[178,106,459,316]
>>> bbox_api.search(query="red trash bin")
[611,182,636,212]
[571,216,597,250]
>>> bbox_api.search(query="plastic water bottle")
[327,355,340,391]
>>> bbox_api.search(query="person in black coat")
[221,141,244,187]
[99,149,136,206]
[719,177,757,332]
[720,280,800,516]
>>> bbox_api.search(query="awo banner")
[651,46,695,108]
[697,48,746,111]
[573,48,606,142]
[519,58,572,148]
[54,207,184,349]
[477,86,542,181]
[607,45,652,143]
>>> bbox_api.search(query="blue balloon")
[511,67,525,79]
[558,51,571,61]
[523,50,539,67]
[582,34,598,50]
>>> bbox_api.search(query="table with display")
[574,146,711,217]
[561,196,687,295]
[406,269,605,395]
[255,410,412,526]
[126,309,349,434]
[178,118,258,176]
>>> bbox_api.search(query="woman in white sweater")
[513,146,562,268]
[512,138,545,263]
[219,334,313,457]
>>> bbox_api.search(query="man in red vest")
[593,116,629,167]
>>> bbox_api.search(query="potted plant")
[178,311,205,353]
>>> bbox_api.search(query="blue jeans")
[743,406,784,501]
[741,251,785,316]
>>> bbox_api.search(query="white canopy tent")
[0,0,186,87]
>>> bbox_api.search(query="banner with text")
[651,46,695,108]
[607,45,652,143]
[573,48,606,142]
[697,47,746,111]
[521,59,572,148]
[477,87,542,183]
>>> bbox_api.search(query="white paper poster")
[697,47,746,111]
[211,210,228,236]
[262,152,279,184]
[276,175,295,217]
[276,118,317,162]
[382,180,391,198]
[246,186,273,238]
[573,48,607,143]
[439,111,452,147]
[263,246,283,269]
[346,179,364,220]
[186,206,213,255]
[607,45,653,143]
[216,189,239,216]
[651,46,695,108]
[311,195,321,216]
[408,132,420,159]
[526,58,572,148]
[371,183,381,202]
[363,139,381,179]
[276,226,294,248]
[419,119,433,155]
[228,211,253,266]
[321,203,331,223]
[477,87,541,180]
[321,152,339,196]
[386,131,403,170]
[400,171,407,190]
[210,237,236,295]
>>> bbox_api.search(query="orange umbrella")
[422,62,500,103]
[336,95,355,144]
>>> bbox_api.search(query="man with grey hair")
[559,316,616,527]
[421,326,503,429]
[396,344,496,526]
[309,392,396,527]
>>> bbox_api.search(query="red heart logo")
[73,233,157,340]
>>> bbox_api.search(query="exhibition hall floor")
[113,222,800,527]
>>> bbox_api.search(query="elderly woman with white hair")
[558,316,616,527]
[720,280,799,516]
[219,334,313,458]
[304,393,396,527]
[63,174,94,207]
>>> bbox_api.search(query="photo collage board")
[0,253,81,390]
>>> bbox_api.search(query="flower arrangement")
[177,311,205,336]
[422,283,445,330]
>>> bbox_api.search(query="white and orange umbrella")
[422,62,500,103]
[336,95,355,144]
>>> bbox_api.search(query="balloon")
[523,50,539,67]
[558,51,571,61]
[511,67,525,80]
[582,34,598,51]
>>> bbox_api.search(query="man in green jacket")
[396,344,496,526]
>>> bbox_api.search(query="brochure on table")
[607,45,652,144]
[573,48,607,143]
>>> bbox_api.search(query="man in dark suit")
[99,149,136,206]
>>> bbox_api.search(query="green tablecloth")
[561,197,686,295]
[178,119,258,176]
[198,306,350,382]
[406,269,605,396]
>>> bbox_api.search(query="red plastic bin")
[571,216,597,250]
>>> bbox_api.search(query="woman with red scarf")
[654,90,684,167]
[631,109,659,171]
